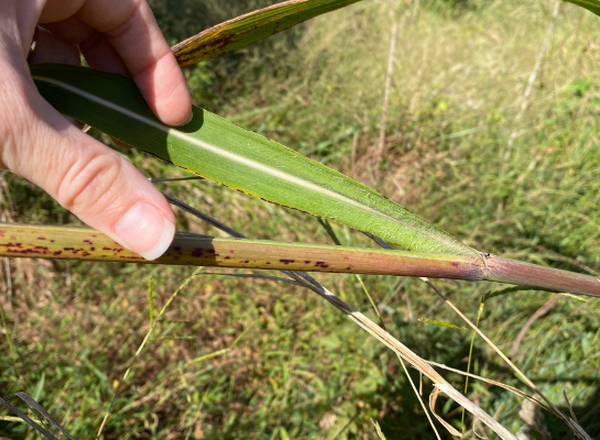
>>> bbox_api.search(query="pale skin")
[0,0,192,260]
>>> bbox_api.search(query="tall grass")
[2,0,600,438]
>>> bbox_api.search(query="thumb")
[2,68,175,260]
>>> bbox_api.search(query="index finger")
[76,0,192,126]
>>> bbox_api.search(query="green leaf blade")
[563,0,600,16]
[172,0,364,66]
[31,64,481,259]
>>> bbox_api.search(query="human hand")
[0,0,192,260]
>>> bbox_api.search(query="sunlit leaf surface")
[32,64,480,258]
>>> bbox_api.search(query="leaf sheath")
[0,223,481,280]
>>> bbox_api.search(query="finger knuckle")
[87,0,143,35]
[57,152,124,213]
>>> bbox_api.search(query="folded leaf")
[31,64,481,259]
[172,0,364,67]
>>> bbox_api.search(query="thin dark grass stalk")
[318,218,342,245]
[332,410,361,440]
[362,231,392,250]
[0,395,58,440]
[164,192,243,238]
[186,271,306,286]
[8,392,75,440]
[166,193,324,292]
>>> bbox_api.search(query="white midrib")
[33,75,454,250]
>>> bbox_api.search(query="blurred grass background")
[2,0,600,438]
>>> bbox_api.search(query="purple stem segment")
[485,255,600,297]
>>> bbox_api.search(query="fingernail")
[114,202,175,260]
[174,109,193,127]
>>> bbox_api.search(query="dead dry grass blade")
[168,195,516,439]
[422,278,593,439]
[327,297,517,439]
[397,354,442,440]
[502,0,561,164]
[427,360,547,407]
[319,214,442,438]
[372,19,398,180]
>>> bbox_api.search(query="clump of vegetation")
[2,0,600,439]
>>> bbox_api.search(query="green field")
[2,0,600,438]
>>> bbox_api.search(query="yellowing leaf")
[172,0,364,67]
